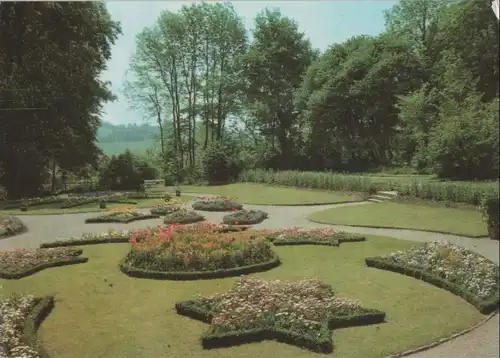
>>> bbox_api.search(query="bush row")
[84,213,158,224]
[239,169,499,205]
[23,296,55,358]
[365,257,499,314]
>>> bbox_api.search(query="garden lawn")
[308,202,487,237]
[0,236,484,358]
[0,196,192,215]
[180,183,363,205]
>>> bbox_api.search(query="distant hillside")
[97,121,158,155]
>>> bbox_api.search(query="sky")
[101,0,398,126]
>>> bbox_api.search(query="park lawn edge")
[364,257,499,314]
[84,214,159,224]
[307,218,488,238]
[119,253,281,281]
[175,300,385,353]
[0,254,88,279]
[23,296,55,358]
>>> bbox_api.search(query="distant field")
[97,139,153,156]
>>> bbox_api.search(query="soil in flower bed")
[0,215,27,238]
[366,241,499,313]
[0,294,53,358]
[176,276,385,353]
[263,227,365,246]
[163,209,205,225]
[121,224,278,278]
[85,211,158,224]
[0,247,87,279]
[192,196,243,212]
[150,204,180,216]
[222,209,268,225]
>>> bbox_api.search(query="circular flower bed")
[0,215,27,238]
[222,209,268,225]
[120,224,279,279]
[163,209,205,225]
[192,196,243,212]
[150,204,180,216]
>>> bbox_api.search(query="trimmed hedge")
[85,213,159,224]
[119,253,281,281]
[150,204,180,216]
[268,234,366,247]
[222,210,268,225]
[0,253,88,279]
[40,236,130,248]
[22,296,55,358]
[365,257,499,314]
[175,300,385,353]
[192,200,243,212]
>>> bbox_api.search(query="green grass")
[0,236,484,358]
[179,183,363,205]
[309,202,487,237]
[0,196,193,215]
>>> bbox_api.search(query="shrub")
[0,215,27,238]
[122,225,277,277]
[192,196,243,212]
[40,229,134,248]
[163,209,205,225]
[222,209,268,225]
[202,142,231,184]
[263,227,365,246]
[175,276,385,353]
[365,241,499,313]
[0,247,87,279]
[480,195,499,240]
[150,204,180,216]
[85,207,158,224]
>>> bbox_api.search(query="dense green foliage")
[123,0,498,186]
[0,2,121,198]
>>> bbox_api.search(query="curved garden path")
[0,195,498,358]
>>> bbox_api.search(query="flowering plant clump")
[150,204,181,216]
[0,294,40,358]
[183,221,251,233]
[262,227,365,246]
[222,209,268,225]
[197,196,232,202]
[0,247,85,278]
[85,207,158,223]
[176,276,385,352]
[192,196,243,212]
[377,241,499,300]
[163,209,205,225]
[124,224,275,272]
[0,215,27,238]
[40,229,135,248]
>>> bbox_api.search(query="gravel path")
[0,195,498,358]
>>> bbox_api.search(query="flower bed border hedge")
[0,250,88,279]
[22,296,55,358]
[85,214,159,224]
[222,210,268,225]
[119,253,281,281]
[40,236,130,248]
[192,200,243,212]
[365,257,499,314]
[269,235,366,247]
[175,300,385,353]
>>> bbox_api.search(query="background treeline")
[0,0,498,199]
[125,0,499,184]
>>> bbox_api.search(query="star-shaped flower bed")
[176,276,386,353]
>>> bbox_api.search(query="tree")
[241,8,316,169]
[0,2,121,198]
